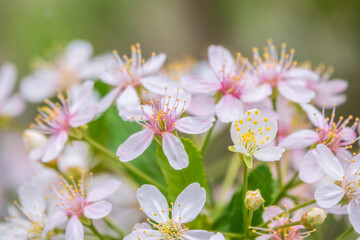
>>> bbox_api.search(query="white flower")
[313,144,360,234]
[125,183,214,240]
[0,63,25,117]
[230,109,285,167]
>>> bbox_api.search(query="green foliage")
[213,163,274,234]
[156,137,209,200]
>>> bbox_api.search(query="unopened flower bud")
[23,129,47,151]
[301,207,326,228]
[244,189,265,211]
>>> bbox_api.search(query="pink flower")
[28,81,99,162]
[313,144,360,234]
[125,183,214,240]
[117,88,215,170]
[0,63,25,117]
[43,174,121,240]
[20,40,100,103]
[181,45,271,123]
[302,64,348,108]
[280,104,359,183]
[250,40,316,104]
[97,43,172,113]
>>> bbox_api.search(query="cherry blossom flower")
[20,40,101,103]
[313,144,360,234]
[97,43,171,113]
[0,182,62,240]
[124,183,214,240]
[181,45,271,123]
[210,233,225,240]
[0,63,25,118]
[28,81,99,162]
[251,205,315,240]
[301,64,348,108]
[280,104,359,183]
[249,39,317,104]
[229,109,285,167]
[117,88,215,170]
[43,174,121,240]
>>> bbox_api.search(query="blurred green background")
[0,1,359,239]
[0,0,359,116]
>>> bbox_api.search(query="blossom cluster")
[0,39,358,240]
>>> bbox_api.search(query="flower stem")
[276,161,282,188]
[242,155,249,233]
[220,231,245,238]
[82,133,166,193]
[103,217,125,238]
[200,117,217,155]
[88,221,105,240]
[259,199,316,228]
[246,211,253,237]
[272,220,302,231]
[271,171,299,205]
[336,226,354,240]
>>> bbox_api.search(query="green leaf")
[88,105,165,186]
[213,163,274,234]
[156,137,208,200]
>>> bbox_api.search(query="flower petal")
[183,230,214,240]
[215,94,243,123]
[66,215,84,240]
[300,103,326,129]
[278,81,315,103]
[42,210,67,239]
[241,84,272,103]
[136,184,169,223]
[172,183,206,224]
[65,40,93,69]
[42,131,68,162]
[279,130,319,149]
[316,144,344,181]
[142,53,166,75]
[210,233,225,240]
[58,141,89,172]
[253,146,285,162]
[180,75,221,94]
[86,179,122,202]
[117,129,154,162]
[141,76,177,95]
[208,45,234,75]
[0,63,16,101]
[314,183,345,208]
[186,95,216,117]
[162,133,189,170]
[84,200,112,219]
[116,85,140,110]
[299,150,324,183]
[175,116,215,134]
[18,182,46,221]
[120,104,152,121]
[349,201,360,234]
[1,94,25,117]
[97,87,121,113]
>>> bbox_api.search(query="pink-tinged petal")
[136,185,169,223]
[66,215,84,240]
[175,116,215,134]
[241,84,272,103]
[1,94,25,117]
[300,103,326,129]
[315,94,346,108]
[120,104,152,121]
[183,230,214,240]
[278,81,315,103]
[253,146,285,162]
[141,76,177,95]
[69,81,95,114]
[341,127,357,142]
[86,179,122,202]
[161,88,191,113]
[162,133,189,170]
[42,210,67,239]
[325,204,348,215]
[97,87,121,113]
[65,40,93,69]
[116,85,139,110]
[84,200,112,219]
[336,149,360,178]
[124,228,161,240]
[142,53,166,75]
[316,144,344,181]
[186,95,216,117]
[69,106,97,127]
[42,131,68,162]
[29,147,45,161]
[20,70,58,103]
[117,129,154,162]
[208,45,234,74]
[314,183,345,208]
[322,79,348,94]
[18,182,46,220]
[348,201,360,234]
[286,68,319,82]
[58,141,89,173]
[299,150,324,183]
[210,233,225,240]
[172,183,206,224]
[279,130,319,149]
[0,63,16,101]
[215,94,244,123]
[180,75,221,94]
